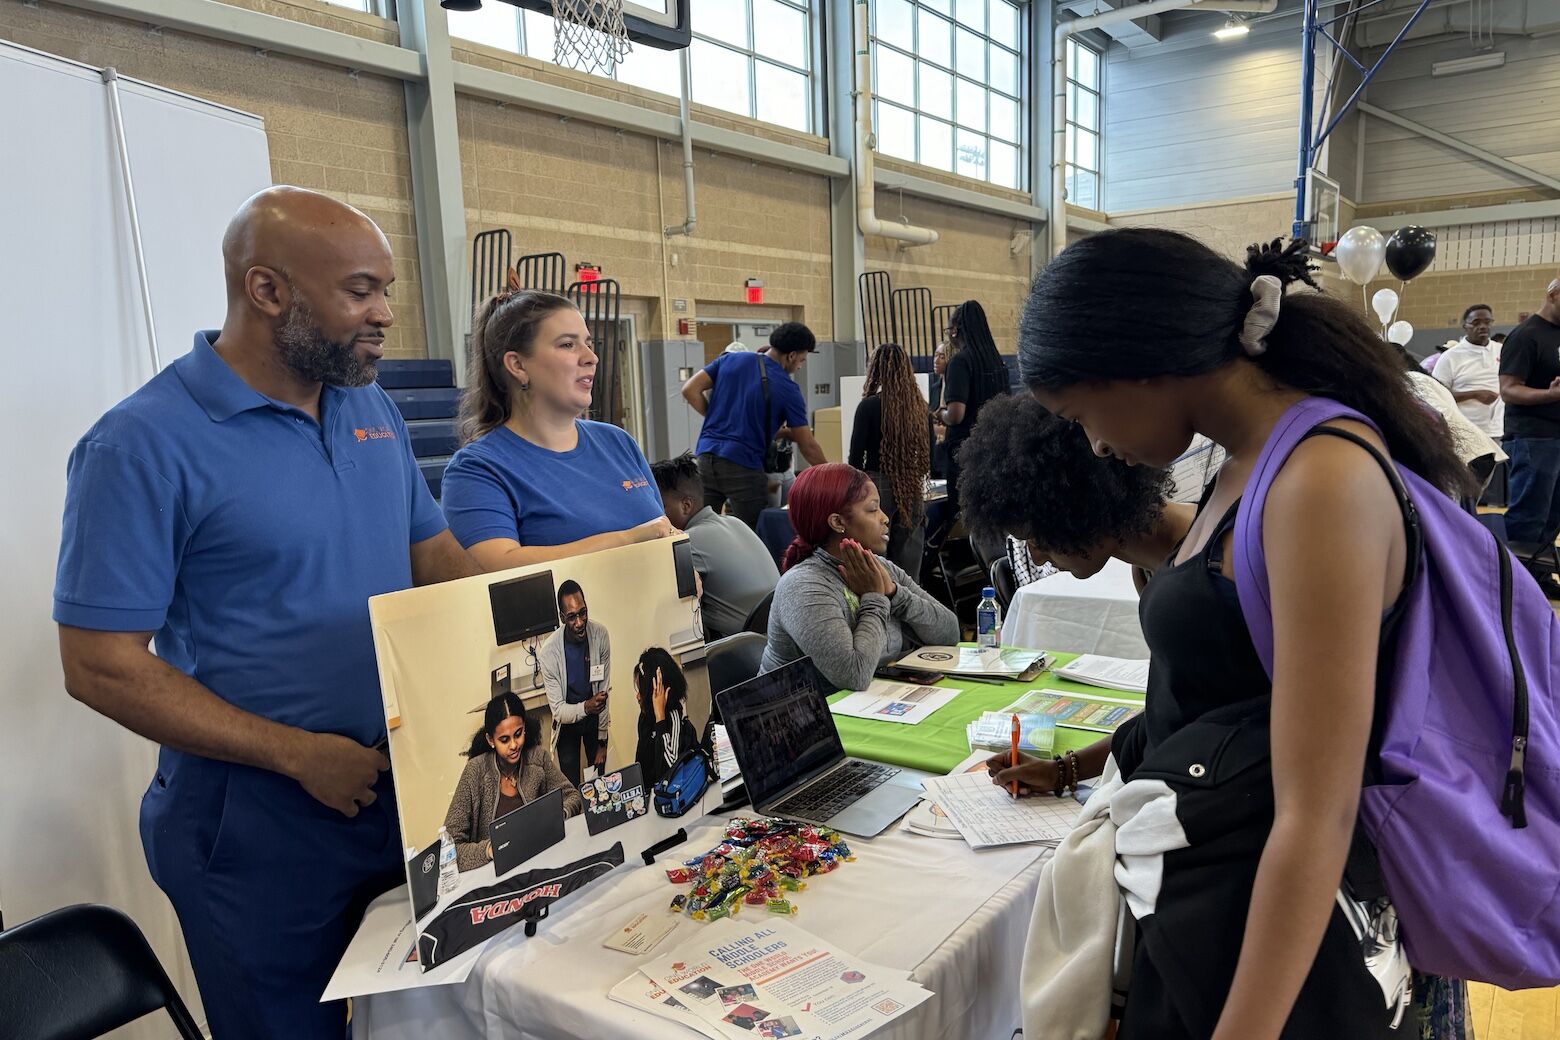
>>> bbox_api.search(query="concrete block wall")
[867,158,1035,351]
[1354,188,1560,330]
[0,0,430,359]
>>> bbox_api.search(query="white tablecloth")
[1000,558,1148,660]
[356,819,1047,1040]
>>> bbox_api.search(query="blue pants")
[141,751,403,1039]
[1504,437,1560,547]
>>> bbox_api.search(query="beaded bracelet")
[1051,755,1067,798]
[1065,750,1081,795]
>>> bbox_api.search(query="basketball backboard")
[1303,168,1342,257]
[493,0,691,49]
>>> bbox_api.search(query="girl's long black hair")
[633,647,688,720]
[1017,229,1472,497]
[464,691,540,758]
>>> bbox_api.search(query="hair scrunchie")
[1239,275,1283,357]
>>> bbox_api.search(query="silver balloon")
[1387,320,1414,346]
[1335,226,1386,286]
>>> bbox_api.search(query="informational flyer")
[828,680,960,726]
[607,973,727,1040]
[638,919,931,1040]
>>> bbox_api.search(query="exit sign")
[745,278,764,305]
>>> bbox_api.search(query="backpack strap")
[1232,399,1422,676]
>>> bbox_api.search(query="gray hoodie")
[759,548,960,692]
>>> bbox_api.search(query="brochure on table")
[367,536,722,973]
[895,645,1049,679]
[631,918,932,1040]
[828,679,961,725]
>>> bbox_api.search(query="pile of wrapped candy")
[665,817,854,921]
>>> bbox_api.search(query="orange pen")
[1009,713,1021,799]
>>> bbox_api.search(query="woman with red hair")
[759,463,959,692]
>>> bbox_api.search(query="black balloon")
[1385,226,1436,281]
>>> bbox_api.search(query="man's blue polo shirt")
[53,331,447,747]
[695,351,809,472]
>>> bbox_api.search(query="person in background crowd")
[682,322,827,529]
[934,301,1009,520]
[1434,305,1504,441]
[443,694,582,871]
[850,342,933,574]
[1401,347,1507,500]
[931,340,951,479]
[539,580,612,784]
[53,186,481,1039]
[1499,279,1560,597]
[633,648,702,788]
[760,463,959,693]
[652,453,779,640]
[1005,230,1473,1040]
[1491,331,1509,346]
[1419,339,1454,374]
[442,289,674,569]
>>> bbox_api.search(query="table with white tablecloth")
[356,815,1047,1040]
[999,558,1148,660]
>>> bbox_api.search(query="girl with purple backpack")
[999,230,1479,1039]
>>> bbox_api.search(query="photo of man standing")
[540,579,612,784]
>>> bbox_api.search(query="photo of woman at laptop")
[443,693,584,871]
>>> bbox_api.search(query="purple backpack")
[1233,396,1560,989]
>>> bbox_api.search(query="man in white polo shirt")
[1435,303,1504,440]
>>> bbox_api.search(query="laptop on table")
[714,658,931,838]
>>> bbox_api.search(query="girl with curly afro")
[956,393,1192,583]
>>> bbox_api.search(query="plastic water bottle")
[976,587,1001,648]
[437,826,459,897]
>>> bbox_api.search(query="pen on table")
[1009,714,1020,800]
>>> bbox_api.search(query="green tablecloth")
[828,651,1145,774]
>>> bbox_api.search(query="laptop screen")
[716,658,845,809]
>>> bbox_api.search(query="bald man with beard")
[53,187,480,1037]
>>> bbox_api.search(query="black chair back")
[0,904,204,1040]
[742,590,774,635]
[705,633,768,723]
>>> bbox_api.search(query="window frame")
[448,0,817,135]
[869,0,1028,191]
[1063,36,1103,211]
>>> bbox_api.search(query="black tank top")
[1132,498,1269,755]
[1125,427,1409,771]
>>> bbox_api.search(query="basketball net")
[549,0,632,76]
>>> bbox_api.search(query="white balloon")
[1387,320,1414,346]
[1335,225,1386,286]
[1372,288,1400,326]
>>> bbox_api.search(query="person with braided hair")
[849,343,933,575]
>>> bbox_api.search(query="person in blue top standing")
[680,322,829,529]
[52,186,481,1040]
[442,289,675,569]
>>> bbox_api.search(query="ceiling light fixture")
[1431,51,1506,76]
[1214,15,1250,39]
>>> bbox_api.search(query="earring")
[518,380,531,392]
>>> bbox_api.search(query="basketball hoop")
[549,0,632,76]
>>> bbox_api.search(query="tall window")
[871,0,1025,189]
[1064,38,1101,210]
[447,1,816,134]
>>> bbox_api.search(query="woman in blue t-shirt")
[442,290,675,569]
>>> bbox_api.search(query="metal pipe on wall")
[665,46,696,237]
[853,0,939,247]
